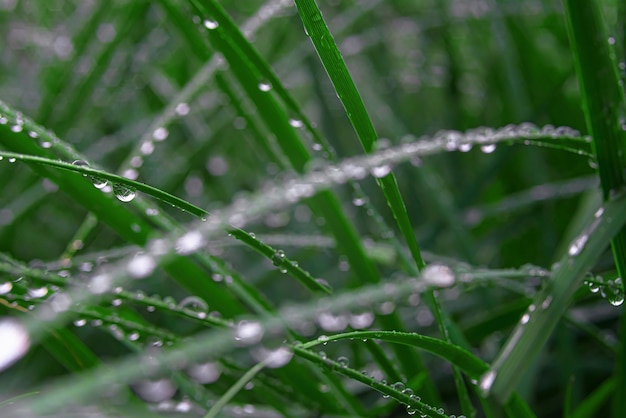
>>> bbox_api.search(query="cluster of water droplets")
[583,274,625,306]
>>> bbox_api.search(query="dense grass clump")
[0,0,625,417]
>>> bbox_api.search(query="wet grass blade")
[562,1,626,415]
[481,191,626,402]
[292,0,425,270]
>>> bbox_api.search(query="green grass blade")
[562,1,626,415]
[291,0,425,270]
[481,191,626,402]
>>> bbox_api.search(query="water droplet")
[186,362,221,383]
[8,158,16,163]
[175,102,190,116]
[392,381,405,391]
[271,250,286,266]
[371,165,391,178]
[422,264,455,287]
[27,286,48,298]
[233,320,264,345]
[0,318,30,372]
[131,378,177,403]
[89,274,113,294]
[91,175,108,189]
[127,253,156,279]
[568,234,588,256]
[258,81,272,92]
[252,346,293,368]
[337,356,349,368]
[478,370,496,396]
[350,311,374,329]
[113,184,136,202]
[176,230,205,255]
[520,313,530,324]
[0,282,12,294]
[152,127,169,141]
[289,118,303,128]
[203,19,219,30]
[72,159,90,176]
[177,296,208,319]
[73,318,87,327]
[480,144,496,153]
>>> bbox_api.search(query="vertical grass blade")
[562,1,626,415]
[291,0,426,270]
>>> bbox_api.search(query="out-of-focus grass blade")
[480,190,626,403]
[563,1,626,415]
[571,378,615,418]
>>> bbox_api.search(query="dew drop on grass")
[152,127,169,141]
[177,296,208,319]
[271,249,286,266]
[176,230,205,254]
[568,233,588,256]
[480,144,496,153]
[0,318,30,372]
[27,286,48,298]
[175,102,190,116]
[0,282,12,294]
[73,318,87,327]
[113,184,136,202]
[233,320,264,345]
[72,159,89,176]
[422,264,455,287]
[186,362,221,384]
[252,346,293,368]
[203,19,219,29]
[337,356,349,368]
[258,81,272,92]
[127,253,156,279]
[288,118,303,128]
[370,165,391,178]
[478,370,496,396]
[131,378,177,403]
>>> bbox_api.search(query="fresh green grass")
[0,0,625,417]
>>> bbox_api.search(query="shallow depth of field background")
[0,0,624,417]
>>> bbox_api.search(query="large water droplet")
[233,320,264,345]
[0,318,30,372]
[422,264,455,287]
[186,362,221,383]
[478,370,496,396]
[0,282,12,295]
[568,234,588,256]
[203,19,219,30]
[176,230,205,255]
[131,378,177,403]
[252,346,293,368]
[127,253,156,279]
[258,81,272,92]
[177,296,208,319]
[152,127,169,141]
[113,184,136,202]
[370,165,391,178]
